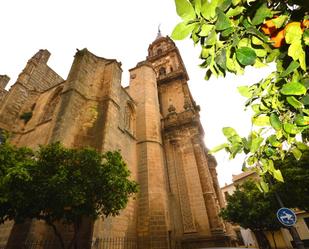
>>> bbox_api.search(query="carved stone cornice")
[157,70,187,84]
[163,109,199,131]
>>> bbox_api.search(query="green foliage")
[220,180,281,231]
[220,180,282,249]
[0,141,35,224]
[272,152,309,212]
[0,141,138,248]
[172,0,309,185]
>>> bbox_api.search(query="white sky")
[0,0,274,186]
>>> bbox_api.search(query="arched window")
[40,87,63,123]
[157,48,162,55]
[170,66,174,72]
[159,67,166,76]
[124,102,136,136]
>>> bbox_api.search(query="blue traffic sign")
[277,207,297,226]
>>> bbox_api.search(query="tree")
[272,152,309,211]
[171,0,309,189]
[220,180,282,249]
[0,138,35,225]
[0,142,138,249]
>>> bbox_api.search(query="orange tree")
[172,0,309,190]
[0,142,138,249]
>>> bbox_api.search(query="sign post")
[273,191,305,249]
[277,207,297,226]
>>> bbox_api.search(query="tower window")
[157,48,162,55]
[159,67,166,76]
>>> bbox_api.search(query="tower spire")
[156,24,162,39]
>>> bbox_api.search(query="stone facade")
[0,36,230,248]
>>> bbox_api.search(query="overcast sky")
[0,0,274,186]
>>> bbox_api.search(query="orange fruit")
[270,29,285,48]
[302,20,309,29]
[261,19,277,35]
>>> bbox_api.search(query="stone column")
[169,138,197,234]
[129,62,169,249]
[191,136,224,235]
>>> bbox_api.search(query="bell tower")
[146,34,229,248]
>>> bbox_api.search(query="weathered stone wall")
[0,88,7,103]
[0,50,63,133]
[12,84,65,148]
[0,75,9,102]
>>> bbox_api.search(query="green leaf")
[291,147,302,160]
[285,22,303,44]
[254,48,267,58]
[283,123,299,134]
[245,26,268,42]
[286,96,304,109]
[302,79,309,89]
[215,8,232,31]
[175,0,196,21]
[201,0,219,20]
[229,134,242,144]
[304,29,309,46]
[215,48,227,70]
[209,143,229,153]
[252,36,263,45]
[226,6,245,17]
[171,22,196,40]
[250,137,263,153]
[251,104,260,113]
[221,27,234,37]
[260,180,269,192]
[199,24,214,36]
[266,49,280,63]
[273,169,284,182]
[194,0,202,16]
[237,86,252,98]
[295,114,309,126]
[220,0,232,11]
[280,82,307,96]
[253,115,270,126]
[251,3,273,26]
[232,0,241,5]
[222,127,238,138]
[272,15,288,29]
[280,61,300,78]
[230,143,243,158]
[288,41,306,70]
[206,29,217,45]
[236,47,256,66]
[301,95,309,105]
[296,142,309,151]
[268,135,281,147]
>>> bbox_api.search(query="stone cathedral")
[0,34,231,248]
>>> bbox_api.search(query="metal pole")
[274,191,305,249]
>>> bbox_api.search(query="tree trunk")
[47,221,65,249]
[252,230,271,249]
[67,221,80,249]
